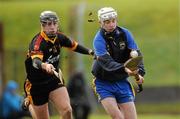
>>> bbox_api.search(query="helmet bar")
[100,10,115,16]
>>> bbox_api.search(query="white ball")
[130,50,138,58]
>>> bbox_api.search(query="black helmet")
[40,11,59,23]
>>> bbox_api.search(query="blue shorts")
[93,78,135,104]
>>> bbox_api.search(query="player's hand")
[41,63,55,74]
[135,74,144,84]
[125,67,139,76]
[88,49,94,56]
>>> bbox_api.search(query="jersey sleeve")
[58,32,78,50]
[58,32,91,55]
[93,31,124,71]
[29,35,44,60]
[93,31,107,56]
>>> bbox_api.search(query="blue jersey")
[93,27,138,57]
[92,26,143,103]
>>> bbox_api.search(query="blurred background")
[0,0,179,119]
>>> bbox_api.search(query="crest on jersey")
[119,41,126,50]
[49,48,53,52]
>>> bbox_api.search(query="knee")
[61,105,72,116]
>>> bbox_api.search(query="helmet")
[98,7,117,22]
[40,11,59,23]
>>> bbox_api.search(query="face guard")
[40,11,59,38]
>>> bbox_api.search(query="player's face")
[41,21,59,35]
[101,18,117,32]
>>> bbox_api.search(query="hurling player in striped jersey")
[23,11,94,119]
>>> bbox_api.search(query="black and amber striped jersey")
[25,31,90,84]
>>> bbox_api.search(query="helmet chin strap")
[46,27,59,39]
[46,33,57,39]
[101,27,119,39]
[102,26,117,34]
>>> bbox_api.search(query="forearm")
[96,54,124,71]
[137,50,146,76]
[138,62,145,76]
[32,57,48,70]
[32,57,43,69]
[74,44,93,55]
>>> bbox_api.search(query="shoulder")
[31,33,45,44]
[94,30,103,39]
[57,32,73,44]
[119,27,138,49]
[93,30,106,48]
[93,30,105,44]
[32,33,43,42]
[119,26,135,40]
[118,26,131,34]
[30,33,45,50]
[57,32,69,40]
[93,30,107,56]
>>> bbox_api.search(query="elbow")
[32,58,42,69]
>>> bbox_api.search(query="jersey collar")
[40,31,57,44]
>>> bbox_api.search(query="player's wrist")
[88,49,94,56]
[41,63,47,70]
[136,74,144,84]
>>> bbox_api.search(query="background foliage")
[0,0,179,86]
[0,0,179,118]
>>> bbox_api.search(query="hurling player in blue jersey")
[92,7,145,119]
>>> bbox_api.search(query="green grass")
[0,0,179,88]
[49,114,180,119]
[136,103,180,114]
[139,114,180,119]
[22,103,180,119]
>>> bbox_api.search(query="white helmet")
[98,7,117,22]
